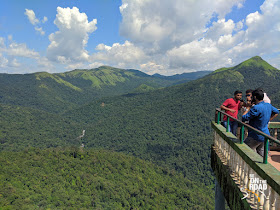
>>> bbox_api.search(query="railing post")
[240,124,244,144]
[226,116,230,132]
[263,138,269,164]
[217,111,221,124]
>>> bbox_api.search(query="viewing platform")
[267,122,280,171]
[211,109,280,210]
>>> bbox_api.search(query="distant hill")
[152,71,211,85]
[0,66,207,113]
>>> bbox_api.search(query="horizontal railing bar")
[212,122,280,196]
[216,108,280,145]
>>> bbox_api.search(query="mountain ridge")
[1,56,280,209]
[0,66,211,113]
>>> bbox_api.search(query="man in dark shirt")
[242,89,279,157]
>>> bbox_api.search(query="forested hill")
[1,56,279,209]
[63,56,280,185]
[0,66,209,113]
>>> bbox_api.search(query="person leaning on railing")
[242,88,279,157]
[220,90,244,136]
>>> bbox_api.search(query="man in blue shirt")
[242,89,279,157]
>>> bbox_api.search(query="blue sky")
[0,0,279,75]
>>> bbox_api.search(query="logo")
[241,174,267,202]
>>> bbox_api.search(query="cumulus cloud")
[47,7,97,65]
[35,27,45,35]
[119,0,244,48]
[91,41,147,69]
[42,16,48,23]
[114,0,248,73]
[25,9,39,25]
[4,1,279,74]
[0,36,54,73]
[0,53,8,68]
[117,0,280,74]
[205,19,236,40]
[167,39,229,70]
[25,9,46,36]
[140,61,165,75]
[7,42,40,58]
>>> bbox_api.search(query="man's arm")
[242,106,251,116]
[270,113,278,121]
[242,106,258,122]
[220,104,236,113]
[270,105,279,121]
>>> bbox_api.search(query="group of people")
[220,88,279,157]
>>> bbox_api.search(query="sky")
[0,0,279,75]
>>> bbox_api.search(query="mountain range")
[0,66,211,113]
[1,56,279,209]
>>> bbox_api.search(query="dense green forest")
[0,148,214,209]
[0,56,280,208]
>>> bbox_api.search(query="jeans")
[222,121,238,136]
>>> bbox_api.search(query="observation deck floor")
[269,150,280,171]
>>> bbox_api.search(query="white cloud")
[267,55,280,69]
[66,62,85,70]
[205,19,236,40]
[3,0,279,75]
[47,7,97,64]
[24,9,47,36]
[167,39,225,70]
[237,2,244,9]
[91,41,147,69]
[37,57,53,68]
[0,36,53,73]
[9,58,21,67]
[119,0,244,47]
[42,16,48,23]
[25,9,39,25]
[7,42,40,58]
[88,62,105,69]
[0,53,8,68]
[0,37,5,48]
[8,35,13,41]
[116,0,280,74]
[35,27,45,35]
[140,61,165,75]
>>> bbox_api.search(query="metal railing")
[215,108,280,164]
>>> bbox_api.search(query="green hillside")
[0,66,206,113]
[0,148,214,209]
[1,56,279,209]
[63,56,280,186]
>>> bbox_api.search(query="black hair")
[246,89,253,94]
[234,90,242,95]
[252,89,264,101]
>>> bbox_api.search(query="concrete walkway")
[268,150,280,171]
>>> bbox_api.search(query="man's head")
[234,90,242,101]
[252,88,264,102]
[246,89,253,102]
